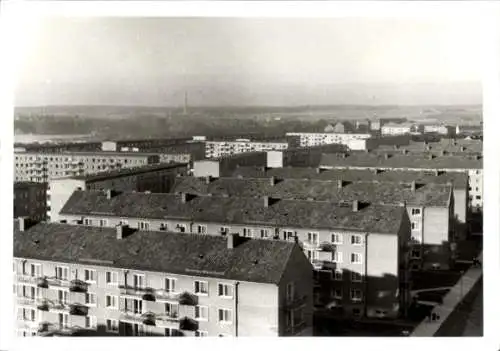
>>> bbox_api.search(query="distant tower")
[183,91,188,115]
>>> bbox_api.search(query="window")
[260,229,269,238]
[352,308,361,317]
[194,280,208,295]
[124,298,143,314]
[165,278,176,292]
[58,290,69,304]
[333,289,343,299]
[84,218,93,226]
[55,266,69,280]
[286,282,294,302]
[307,232,319,245]
[99,219,107,227]
[22,308,36,321]
[195,305,208,321]
[411,208,421,216]
[331,233,342,244]
[476,195,481,200]
[159,223,168,231]
[105,295,118,309]
[165,302,179,317]
[351,253,362,264]
[242,228,253,237]
[351,235,362,245]
[411,249,421,259]
[218,308,232,324]
[21,285,39,300]
[306,249,319,262]
[333,251,343,263]
[106,319,119,333]
[283,230,295,241]
[106,271,118,285]
[197,225,207,234]
[85,293,97,306]
[133,274,144,289]
[351,272,363,282]
[350,289,363,302]
[30,263,41,277]
[177,224,186,233]
[85,316,97,329]
[411,222,420,231]
[84,269,97,283]
[218,283,233,298]
[138,221,150,231]
[334,270,343,281]
[220,227,229,235]
[195,331,208,337]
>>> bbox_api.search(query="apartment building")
[47,163,188,223]
[266,144,348,168]
[422,125,450,135]
[15,151,161,183]
[319,152,482,213]
[373,138,482,155]
[14,182,47,222]
[56,190,411,319]
[172,177,455,270]
[14,219,313,337]
[205,139,290,159]
[285,132,371,148]
[101,138,194,152]
[381,123,414,136]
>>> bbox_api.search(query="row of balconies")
[17,275,89,293]
[119,285,198,305]
[16,295,90,317]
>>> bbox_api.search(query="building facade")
[14,182,47,222]
[285,132,371,148]
[14,221,313,337]
[381,123,413,136]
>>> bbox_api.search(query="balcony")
[178,292,198,306]
[142,312,156,326]
[311,260,326,270]
[302,240,320,249]
[69,303,89,316]
[142,288,156,302]
[179,317,198,331]
[69,279,88,293]
[46,277,71,288]
[156,312,181,328]
[36,299,50,311]
[318,251,333,262]
[119,285,151,298]
[156,290,182,302]
[17,297,39,308]
[17,275,38,285]
[319,242,335,252]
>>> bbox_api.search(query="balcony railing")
[69,303,89,316]
[319,242,335,252]
[179,317,198,331]
[69,279,88,293]
[46,277,71,288]
[178,292,198,306]
[156,290,182,302]
[17,296,40,308]
[156,311,180,327]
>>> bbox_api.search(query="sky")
[15,17,483,106]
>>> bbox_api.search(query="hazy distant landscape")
[14,104,482,142]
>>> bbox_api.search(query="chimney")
[181,192,187,203]
[411,181,416,193]
[460,146,466,152]
[352,200,359,212]
[441,150,446,156]
[428,154,435,160]
[116,224,128,240]
[227,233,238,249]
[394,145,399,150]
[270,176,276,186]
[373,168,379,174]
[316,168,322,174]
[264,196,270,208]
[384,154,390,160]
[18,217,29,232]
[106,189,113,200]
[337,179,343,189]
[205,175,212,184]
[434,170,439,176]
[402,149,408,155]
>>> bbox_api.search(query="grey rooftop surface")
[319,152,482,170]
[60,190,406,234]
[14,222,297,285]
[59,163,187,182]
[172,176,452,207]
[231,167,468,189]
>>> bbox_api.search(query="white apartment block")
[285,133,371,148]
[205,139,289,159]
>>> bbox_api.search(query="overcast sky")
[15,17,483,106]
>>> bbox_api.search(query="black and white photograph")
[1,1,499,350]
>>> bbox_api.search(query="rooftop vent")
[204,176,212,184]
[460,146,466,152]
[105,189,115,200]
[411,181,416,193]
[116,224,128,240]
[402,149,408,155]
[316,168,322,174]
[384,154,391,160]
[18,217,29,232]
[352,200,359,212]
[337,179,344,189]
[270,176,276,186]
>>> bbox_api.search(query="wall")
[267,151,284,168]
[237,282,279,336]
[193,161,220,178]
[422,206,451,270]
[101,142,118,152]
[48,179,87,223]
[14,183,47,222]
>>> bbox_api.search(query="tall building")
[14,220,313,337]
[285,132,371,148]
